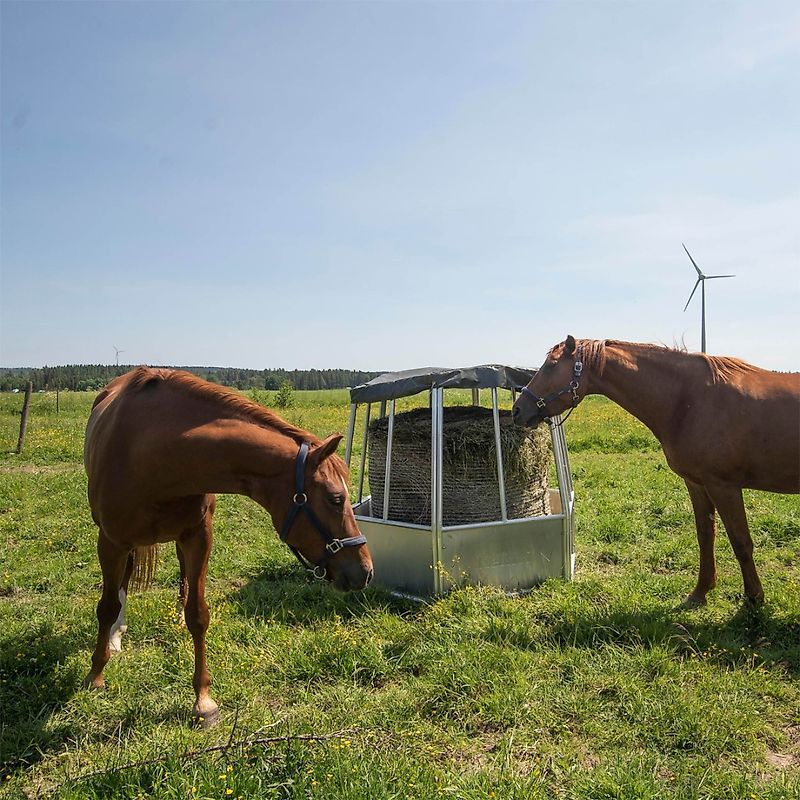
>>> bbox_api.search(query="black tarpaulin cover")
[349,365,536,404]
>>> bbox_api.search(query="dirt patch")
[766,724,800,771]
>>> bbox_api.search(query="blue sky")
[2,1,798,371]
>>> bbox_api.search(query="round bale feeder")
[344,366,576,597]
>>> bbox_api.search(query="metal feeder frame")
[344,367,576,597]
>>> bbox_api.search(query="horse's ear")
[564,335,576,355]
[308,434,342,469]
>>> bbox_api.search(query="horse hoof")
[83,673,105,690]
[676,594,706,610]
[192,707,220,730]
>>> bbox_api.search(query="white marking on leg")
[109,588,128,653]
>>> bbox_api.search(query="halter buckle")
[326,539,344,555]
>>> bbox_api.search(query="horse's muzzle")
[332,562,373,592]
[512,403,545,429]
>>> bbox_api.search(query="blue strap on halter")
[279,441,368,578]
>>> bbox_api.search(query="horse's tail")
[130,545,159,591]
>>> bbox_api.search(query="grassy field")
[1,387,799,799]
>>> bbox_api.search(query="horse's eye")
[328,494,345,507]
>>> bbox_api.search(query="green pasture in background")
[1,388,798,799]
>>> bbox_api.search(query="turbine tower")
[682,244,734,353]
[113,346,126,367]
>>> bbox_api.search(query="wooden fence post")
[16,381,33,454]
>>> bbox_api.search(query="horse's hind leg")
[704,484,764,604]
[176,542,188,626]
[176,506,218,728]
[84,533,131,689]
[108,551,135,652]
[684,479,717,606]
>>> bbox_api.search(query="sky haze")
[2,1,798,371]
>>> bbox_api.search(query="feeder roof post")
[431,387,444,594]
[345,403,357,467]
[550,416,575,580]
[357,403,371,504]
[382,399,396,521]
[491,387,508,522]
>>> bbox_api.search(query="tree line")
[0,365,382,393]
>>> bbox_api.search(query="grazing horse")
[83,367,373,727]
[512,336,799,606]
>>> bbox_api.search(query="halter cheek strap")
[279,442,368,580]
[521,354,584,426]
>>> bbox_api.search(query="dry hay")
[367,406,551,526]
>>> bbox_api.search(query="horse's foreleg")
[704,484,764,604]
[683,480,717,606]
[176,512,218,728]
[84,533,130,689]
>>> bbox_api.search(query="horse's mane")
[577,339,760,385]
[575,339,610,374]
[702,354,761,384]
[128,367,321,445]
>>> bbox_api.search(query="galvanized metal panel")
[438,514,566,593]
[353,499,436,596]
[354,495,570,597]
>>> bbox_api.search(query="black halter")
[279,442,368,580]
[521,353,584,427]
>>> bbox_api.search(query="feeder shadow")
[0,625,81,775]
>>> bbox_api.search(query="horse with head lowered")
[513,336,799,606]
[84,367,373,726]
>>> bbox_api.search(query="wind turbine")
[113,345,126,366]
[682,244,734,353]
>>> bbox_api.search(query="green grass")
[1,390,799,799]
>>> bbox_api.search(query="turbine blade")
[683,278,702,312]
[705,274,735,279]
[682,243,703,278]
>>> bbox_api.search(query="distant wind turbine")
[682,244,734,353]
[113,345,126,366]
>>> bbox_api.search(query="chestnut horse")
[84,367,373,726]
[513,336,799,606]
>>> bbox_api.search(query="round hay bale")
[368,406,551,526]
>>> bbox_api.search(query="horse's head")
[276,434,374,592]
[512,334,586,427]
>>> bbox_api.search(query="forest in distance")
[0,364,382,393]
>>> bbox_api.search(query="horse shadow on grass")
[231,562,800,677]
[532,600,800,677]
[229,561,421,627]
[0,624,81,776]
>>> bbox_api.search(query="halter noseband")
[520,352,584,426]
[279,441,368,580]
